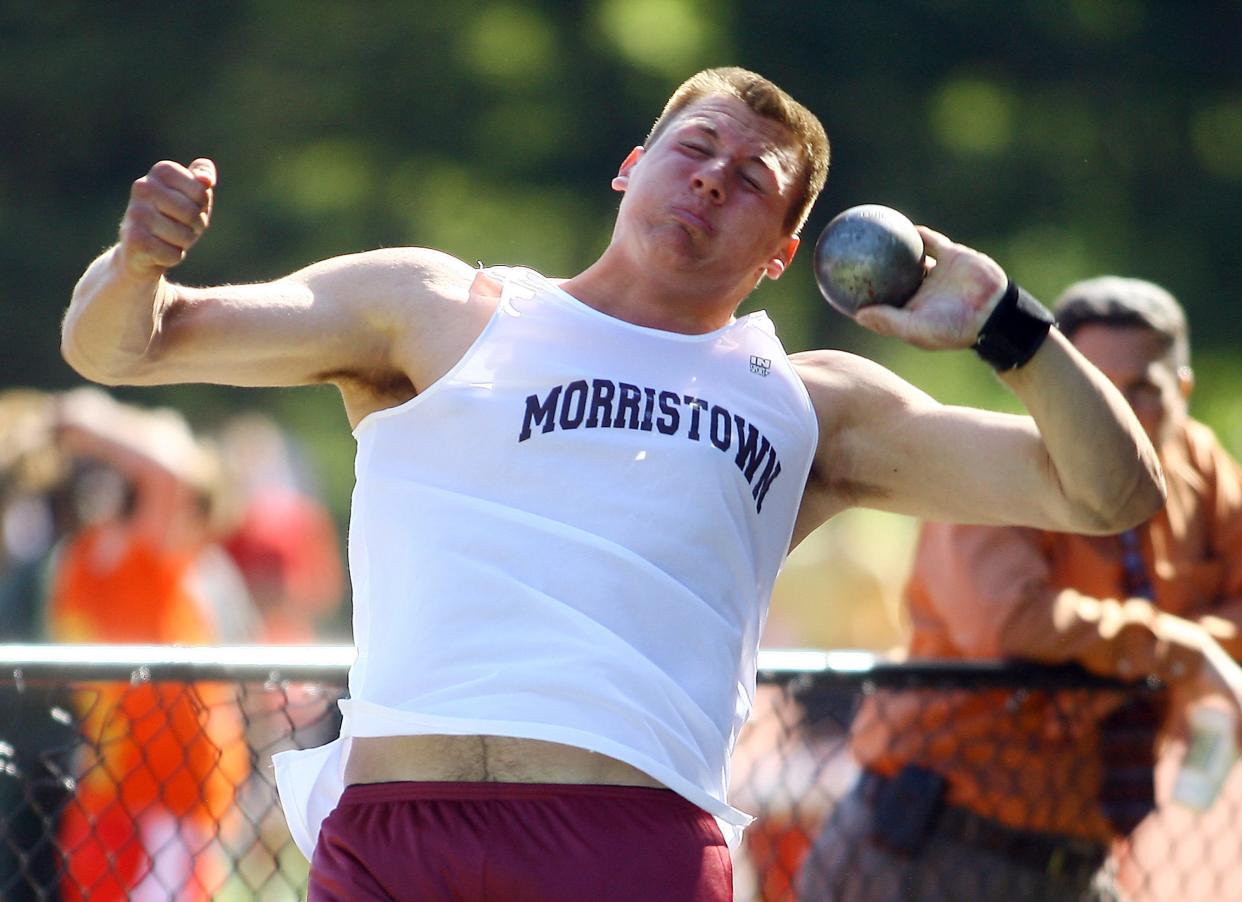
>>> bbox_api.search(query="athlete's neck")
[562,255,748,336]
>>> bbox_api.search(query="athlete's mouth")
[669,206,714,235]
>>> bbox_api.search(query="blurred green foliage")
[4,0,1242,525]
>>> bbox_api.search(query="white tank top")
[274,266,818,856]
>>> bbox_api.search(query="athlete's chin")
[645,224,713,267]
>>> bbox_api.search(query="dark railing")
[0,646,1232,901]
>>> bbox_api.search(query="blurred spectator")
[0,390,71,626]
[216,413,345,643]
[211,413,346,890]
[0,389,76,899]
[799,277,1242,901]
[731,682,859,902]
[47,389,253,900]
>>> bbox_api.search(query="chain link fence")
[0,646,1238,901]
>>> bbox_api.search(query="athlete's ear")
[764,236,800,280]
[612,146,644,192]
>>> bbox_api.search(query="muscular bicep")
[147,276,359,388]
[138,247,478,392]
[850,403,1058,524]
[793,350,1068,535]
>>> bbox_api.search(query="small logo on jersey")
[749,355,771,377]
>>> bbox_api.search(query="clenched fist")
[117,158,216,279]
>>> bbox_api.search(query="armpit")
[806,460,891,506]
[317,365,417,401]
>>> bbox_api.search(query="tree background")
[5,0,1241,645]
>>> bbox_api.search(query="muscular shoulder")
[788,348,944,533]
[791,348,890,385]
[378,246,479,300]
[293,246,478,311]
[298,248,497,425]
[790,348,936,432]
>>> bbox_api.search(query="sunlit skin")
[1068,323,1192,453]
[561,95,802,334]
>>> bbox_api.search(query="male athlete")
[62,68,1164,900]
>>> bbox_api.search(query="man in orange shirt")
[798,277,1242,901]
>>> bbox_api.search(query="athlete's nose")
[692,163,726,203]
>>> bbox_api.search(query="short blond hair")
[645,67,830,235]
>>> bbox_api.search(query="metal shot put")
[814,204,925,316]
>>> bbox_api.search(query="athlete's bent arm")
[791,229,1164,544]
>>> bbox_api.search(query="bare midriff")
[344,734,665,788]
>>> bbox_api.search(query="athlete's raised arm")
[61,158,491,425]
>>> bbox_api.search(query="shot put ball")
[813,204,926,316]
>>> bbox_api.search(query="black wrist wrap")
[971,280,1055,371]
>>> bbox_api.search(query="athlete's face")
[611,95,803,289]
[1069,323,1191,451]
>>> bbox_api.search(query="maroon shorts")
[308,781,733,901]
